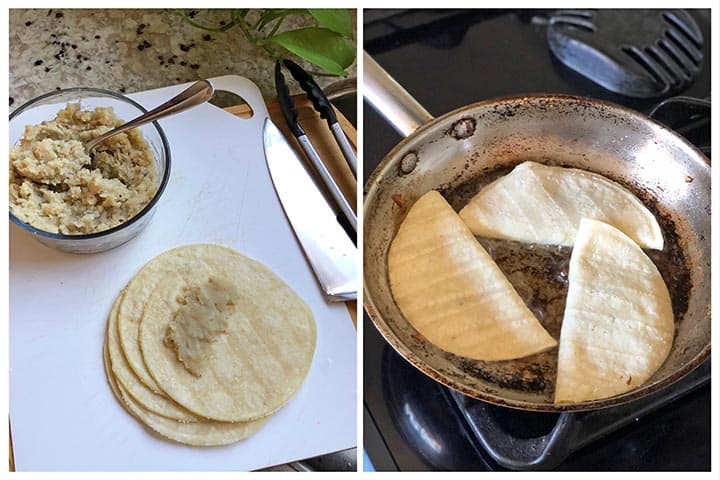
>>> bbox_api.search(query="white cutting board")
[9,75,357,471]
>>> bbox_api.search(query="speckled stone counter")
[9,8,356,109]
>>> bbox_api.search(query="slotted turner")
[545,9,704,98]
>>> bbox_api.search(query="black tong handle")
[275,61,305,138]
[283,59,338,127]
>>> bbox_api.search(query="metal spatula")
[545,9,704,98]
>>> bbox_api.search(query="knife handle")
[275,61,305,138]
[283,59,338,127]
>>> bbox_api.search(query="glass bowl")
[9,88,171,254]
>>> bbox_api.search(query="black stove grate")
[448,360,710,470]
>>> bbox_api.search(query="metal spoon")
[85,80,214,153]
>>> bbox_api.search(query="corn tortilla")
[116,247,201,394]
[104,332,267,446]
[554,219,674,404]
[107,289,201,422]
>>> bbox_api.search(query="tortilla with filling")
[458,161,663,249]
[138,245,317,422]
[554,219,674,404]
[388,190,557,361]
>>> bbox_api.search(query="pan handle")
[363,51,434,137]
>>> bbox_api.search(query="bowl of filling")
[9,88,171,253]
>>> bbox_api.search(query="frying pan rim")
[364,93,710,197]
[363,92,711,412]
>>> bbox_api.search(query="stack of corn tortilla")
[103,244,316,446]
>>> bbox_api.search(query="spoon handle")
[86,80,214,152]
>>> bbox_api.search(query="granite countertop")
[9,8,357,109]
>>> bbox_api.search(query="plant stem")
[268,16,285,37]
[229,11,286,60]
[233,14,261,47]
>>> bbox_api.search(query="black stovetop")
[363,9,711,471]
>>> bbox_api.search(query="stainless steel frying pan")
[363,52,710,412]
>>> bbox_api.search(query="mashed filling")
[164,276,238,378]
[9,103,158,234]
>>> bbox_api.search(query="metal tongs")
[281,59,357,176]
[274,61,357,233]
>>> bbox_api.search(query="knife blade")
[262,118,357,301]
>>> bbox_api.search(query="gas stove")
[363,9,710,471]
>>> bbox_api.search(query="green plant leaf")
[308,9,353,37]
[270,27,355,76]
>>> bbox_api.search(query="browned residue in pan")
[432,163,693,396]
[391,193,408,213]
[447,117,476,139]
[629,181,692,321]
[458,356,553,392]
